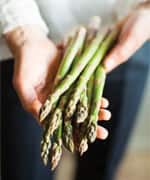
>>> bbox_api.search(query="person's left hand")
[5,26,61,120]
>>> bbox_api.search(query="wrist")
[4,25,48,54]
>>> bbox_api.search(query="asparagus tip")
[79,138,88,156]
[76,104,88,123]
[39,98,53,122]
[50,142,62,170]
[87,123,97,143]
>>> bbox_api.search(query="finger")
[103,42,133,73]
[96,126,108,140]
[98,109,111,121]
[31,99,42,120]
[100,98,109,108]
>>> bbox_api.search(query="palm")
[13,38,60,117]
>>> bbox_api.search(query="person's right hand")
[5,26,60,120]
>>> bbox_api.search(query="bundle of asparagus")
[40,17,119,170]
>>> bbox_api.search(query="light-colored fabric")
[0,0,142,61]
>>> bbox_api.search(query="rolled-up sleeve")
[0,0,49,35]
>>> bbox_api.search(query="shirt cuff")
[0,0,49,35]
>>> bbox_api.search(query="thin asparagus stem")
[60,89,75,153]
[87,66,106,143]
[40,31,107,122]
[75,17,101,124]
[73,19,101,152]
[75,74,95,155]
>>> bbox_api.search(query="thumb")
[103,32,139,73]
[103,15,149,73]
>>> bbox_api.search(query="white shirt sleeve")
[0,0,49,35]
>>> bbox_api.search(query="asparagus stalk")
[76,74,94,155]
[40,27,87,122]
[75,18,101,124]
[75,75,94,155]
[39,31,107,122]
[65,28,118,119]
[87,66,106,143]
[59,89,75,153]
[40,28,85,164]
[49,119,63,170]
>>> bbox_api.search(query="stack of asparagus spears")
[40,17,119,170]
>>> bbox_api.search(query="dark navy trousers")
[1,42,149,180]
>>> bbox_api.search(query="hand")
[103,8,150,72]
[5,26,60,120]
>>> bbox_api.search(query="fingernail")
[101,129,109,140]
[105,111,111,121]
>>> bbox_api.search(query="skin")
[4,8,150,140]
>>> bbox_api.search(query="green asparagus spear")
[75,73,95,155]
[40,30,107,122]
[40,27,86,164]
[75,18,101,124]
[40,27,87,122]
[61,87,76,153]
[87,66,106,143]
[65,28,118,119]
[76,74,94,154]
[73,19,101,152]
[49,119,63,170]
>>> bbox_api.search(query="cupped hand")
[5,26,60,119]
[103,7,150,72]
